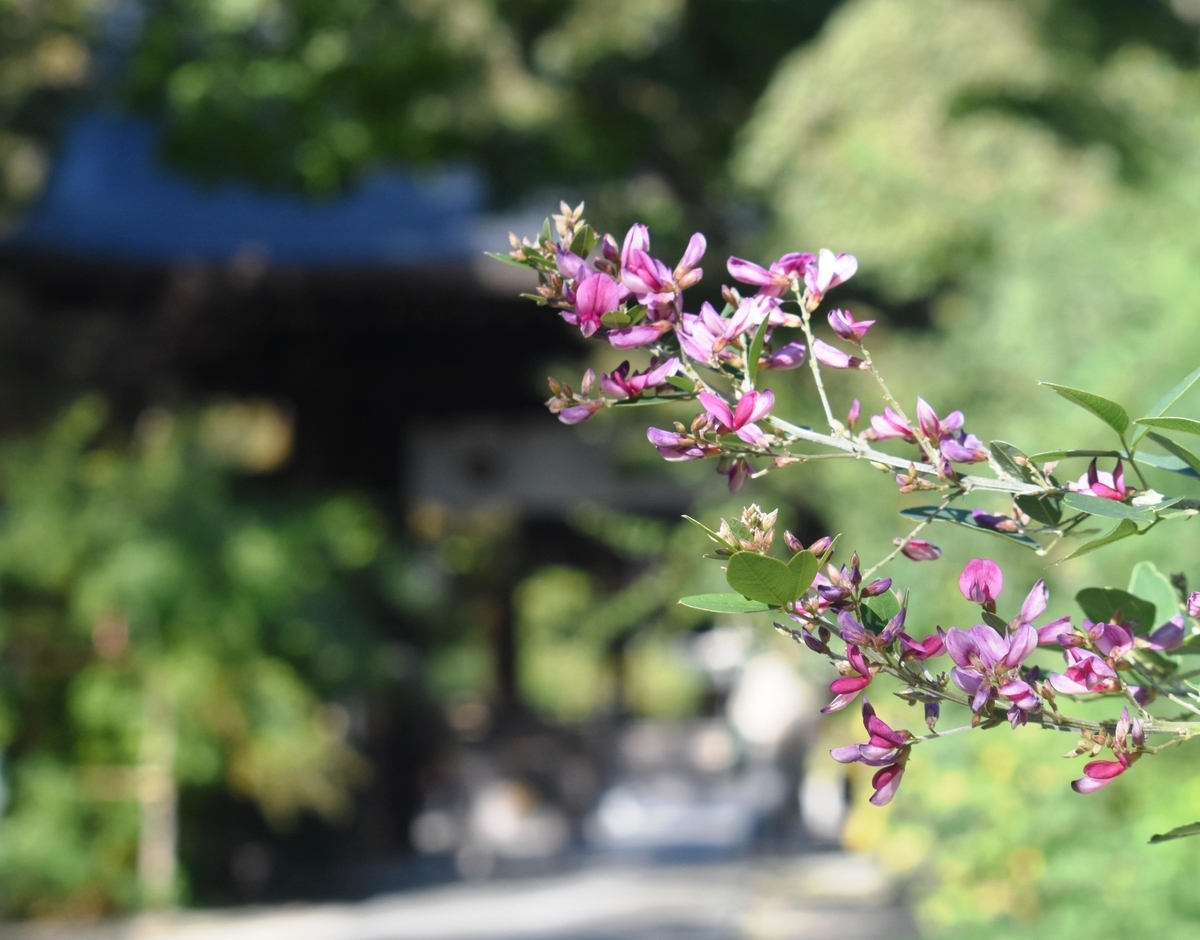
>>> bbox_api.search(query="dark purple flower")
[759,342,807,371]
[1075,458,1128,501]
[1140,615,1184,652]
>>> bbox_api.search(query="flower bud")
[1188,591,1200,619]
[898,538,942,561]
[861,578,893,597]
[959,558,1003,604]
[784,530,803,554]
[847,399,861,431]
[925,701,940,732]
[601,233,620,263]
[581,368,596,397]
[808,536,834,556]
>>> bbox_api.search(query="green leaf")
[1133,451,1200,479]
[570,224,598,258]
[1075,588,1156,631]
[1150,821,1200,844]
[725,552,797,606]
[1135,416,1200,436]
[664,375,696,393]
[1016,493,1062,526]
[682,514,724,543]
[1040,382,1130,439]
[898,506,1042,550]
[541,218,553,244]
[981,609,1008,631]
[746,314,771,388]
[679,593,771,614]
[1146,431,1200,476]
[1059,518,1139,562]
[1131,364,1200,447]
[1061,492,1154,522]
[483,250,531,269]
[600,310,633,328]
[1129,561,1180,625]
[990,441,1036,483]
[1028,449,1123,461]
[861,591,902,632]
[787,551,820,597]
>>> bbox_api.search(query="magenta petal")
[608,322,671,349]
[830,675,871,695]
[959,558,1003,603]
[943,628,976,668]
[1082,759,1127,780]
[869,765,903,806]
[1048,672,1089,695]
[726,257,776,286]
[1004,623,1038,669]
[1019,579,1049,624]
[1071,775,1114,794]
[1037,616,1072,646]
[698,391,734,429]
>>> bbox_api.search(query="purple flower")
[607,321,673,349]
[601,358,680,400]
[759,342,807,371]
[898,538,941,561]
[1048,647,1120,695]
[573,273,623,338]
[674,233,706,290]
[959,558,1003,604]
[1072,710,1142,793]
[1074,458,1128,501]
[620,224,706,299]
[914,398,987,464]
[821,644,874,713]
[827,308,874,343]
[1140,615,1185,652]
[812,339,865,370]
[867,407,915,442]
[722,456,752,492]
[556,401,605,425]
[944,622,1039,718]
[677,298,771,364]
[804,248,858,299]
[699,389,775,446]
[898,631,944,661]
[847,399,861,431]
[646,427,716,462]
[1189,592,1200,618]
[726,251,815,298]
[830,700,911,806]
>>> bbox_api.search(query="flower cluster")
[503,203,1200,827]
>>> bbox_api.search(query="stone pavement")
[1,854,913,940]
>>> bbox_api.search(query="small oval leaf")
[679,593,772,613]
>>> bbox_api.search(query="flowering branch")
[496,202,1200,831]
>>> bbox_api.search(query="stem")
[862,493,957,579]
[797,304,841,433]
[859,343,943,467]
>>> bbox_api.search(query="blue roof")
[8,113,485,266]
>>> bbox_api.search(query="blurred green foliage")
[0,397,413,916]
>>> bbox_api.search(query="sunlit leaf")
[1133,452,1200,479]
[1131,364,1200,446]
[1039,382,1130,438]
[678,593,771,613]
[787,551,820,597]
[1146,431,1200,476]
[1150,821,1200,844]
[1059,518,1139,562]
[1135,416,1200,436]
[746,314,771,388]
[1128,561,1179,625]
[725,552,796,606]
[861,590,901,632]
[989,440,1035,483]
[1061,492,1154,522]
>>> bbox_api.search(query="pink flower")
[1048,647,1120,695]
[1140,615,1185,652]
[898,631,945,661]
[915,398,987,464]
[830,700,911,806]
[572,273,623,338]
[601,358,680,400]
[812,339,865,370]
[827,308,874,343]
[1075,458,1128,501]
[620,224,706,298]
[699,389,775,446]
[607,321,673,349]
[557,401,605,425]
[758,342,806,371]
[959,559,1003,604]
[821,644,874,713]
[726,251,815,298]
[944,622,1040,721]
[1072,709,1143,793]
[899,538,941,561]
[804,248,858,299]
[868,407,915,442]
[646,428,716,462]
[677,298,772,364]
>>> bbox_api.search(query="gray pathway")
[1,855,913,940]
